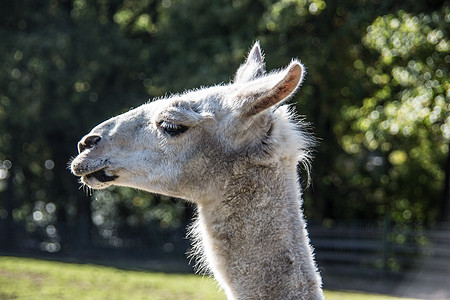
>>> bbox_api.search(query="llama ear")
[234,41,266,83]
[241,61,304,118]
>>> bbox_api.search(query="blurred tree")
[0,0,152,251]
[250,0,449,224]
[100,0,449,226]
[337,8,449,224]
[0,0,448,257]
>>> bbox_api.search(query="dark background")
[0,1,449,294]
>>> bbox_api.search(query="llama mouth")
[84,168,118,183]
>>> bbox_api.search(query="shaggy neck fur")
[194,167,322,300]
[189,108,323,300]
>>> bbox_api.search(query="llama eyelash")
[158,120,189,136]
[159,120,178,130]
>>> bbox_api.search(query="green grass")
[0,256,417,300]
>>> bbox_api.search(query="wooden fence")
[308,220,450,298]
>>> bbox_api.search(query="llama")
[71,42,324,299]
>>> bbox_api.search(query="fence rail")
[2,218,450,278]
[309,221,450,277]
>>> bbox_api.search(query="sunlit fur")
[71,42,324,299]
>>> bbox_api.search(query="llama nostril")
[78,135,102,153]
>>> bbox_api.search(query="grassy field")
[0,256,417,300]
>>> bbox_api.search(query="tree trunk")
[439,146,450,222]
[4,162,16,251]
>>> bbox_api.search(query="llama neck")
[194,162,324,300]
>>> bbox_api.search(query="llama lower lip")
[85,168,118,182]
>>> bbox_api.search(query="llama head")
[71,42,309,202]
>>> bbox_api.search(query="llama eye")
[158,121,189,137]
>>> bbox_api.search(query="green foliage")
[0,0,448,255]
[0,0,152,251]
[337,7,449,223]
